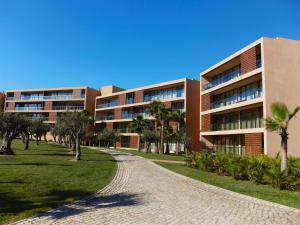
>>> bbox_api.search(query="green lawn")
[117,148,185,161]
[157,162,300,209]
[0,140,117,225]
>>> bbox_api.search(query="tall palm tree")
[148,101,165,153]
[171,110,186,155]
[265,102,299,172]
[130,115,145,152]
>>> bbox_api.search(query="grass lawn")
[157,162,300,209]
[0,140,117,225]
[117,148,185,161]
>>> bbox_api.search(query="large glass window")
[97,98,119,108]
[240,107,263,129]
[144,86,184,102]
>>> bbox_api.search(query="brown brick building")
[200,37,300,157]
[4,87,99,122]
[95,78,200,151]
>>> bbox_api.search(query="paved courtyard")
[14,149,300,225]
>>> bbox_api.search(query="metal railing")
[15,106,44,111]
[96,101,119,109]
[210,91,262,109]
[6,97,14,101]
[202,68,241,91]
[206,145,246,155]
[52,105,84,110]
[96,115,115,120]
[113,128,134,133]
[121,113,150,119]
[18,95,77,101]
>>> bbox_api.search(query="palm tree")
[265,102,300,172]
[130,115,145,152]
[171,110,186,155]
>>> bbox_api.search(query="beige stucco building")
[200,37,300,157]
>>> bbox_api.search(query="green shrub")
[229,155,250,180]
[184,152,198,168]
[197,151,216,172]
[214,152,231,176]
[246,156,270,184]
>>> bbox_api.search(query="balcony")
[206,145,246,155]
[15,106,44,111]
[211,92,262,110]
[97,115,115,121]
[143,87,184,102]
[202,67,241,91]
[6,96,14,101]
[52,105,84,110]
[96,100,119,109]
[121,112,150,119]
[26,116,49,121]
[114,128,134,133]
[18,95,76,101]
[126,98,135,104]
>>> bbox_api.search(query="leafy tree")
[98,128,120,149]
[0,113,29,155]
[56,111,93,160]
[29,119,44,145]
[141,129,160,153]
[130,115,146,152]
[265,102,300,172]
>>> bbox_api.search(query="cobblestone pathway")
[14,150,300,225]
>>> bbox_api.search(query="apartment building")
[200,37,300,157]
[95,78,200,151]
[0,92,5,112]
[4,87,99,122]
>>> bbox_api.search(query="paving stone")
[13,149,300,225]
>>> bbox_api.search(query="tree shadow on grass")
[0,162,72,166]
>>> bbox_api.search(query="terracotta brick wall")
[201,93,211,111]
[44,101,53,110]
[201,114,211,132]
[49,112,57,121]
[130,136,138,149]
[240,47,257,74]
[119,94,126,105]
[6,102,15,110]
[14,92,21,100]
[72,89,82,99]
[134,90,143,103]
[0,93,5,112]
[106,122,113,129]
[114,108,122,119]
[245,133,263,155]
[164,101,172,107]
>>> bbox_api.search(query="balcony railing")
[6,97,14,101]
[26,116,49,121]
[206,145,246,155]
[19,95,76,101]
[211,91,262,110]
[52,105,84,110]
[15,106,44,111]
[96,115,115,120]
[202,68,241,91]
[113,128,134,133]
[126,98,135,104]
[121,113,150,119]
[96,101,119,109]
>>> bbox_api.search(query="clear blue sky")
[0,0,299,91]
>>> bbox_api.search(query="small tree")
[29,119,44,145]
[56,111,93,160]
[0,113,29,155]
[98,128,120,149]
[265,102,300,172]
[142,129,160,153]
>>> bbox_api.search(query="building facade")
[200,37,300,157]
[4,87,99,122]
[95,78,200,151]
[0,93,5,112]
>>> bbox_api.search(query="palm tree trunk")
[159,122,164,154]
[176,141,180,156]
[137,134,141,152]
[281,133,288,173]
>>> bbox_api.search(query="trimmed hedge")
[185,151,300,191]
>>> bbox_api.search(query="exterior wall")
[201,93,210,111]
[135,90,143,103]
[72,89,82,99]
[186,79,200,150]
[106,122,113,129]
[48,112,57,121]
[263,37,300,157]
[85,88,99,116]
[0,93,5,112]
[44,101,53,110]
[245,133,263,155]
[130,136,138,149]
[201,114,211,132]
[119,94,126,105]
[240,47,257,74]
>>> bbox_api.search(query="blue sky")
[0,0,299,91]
